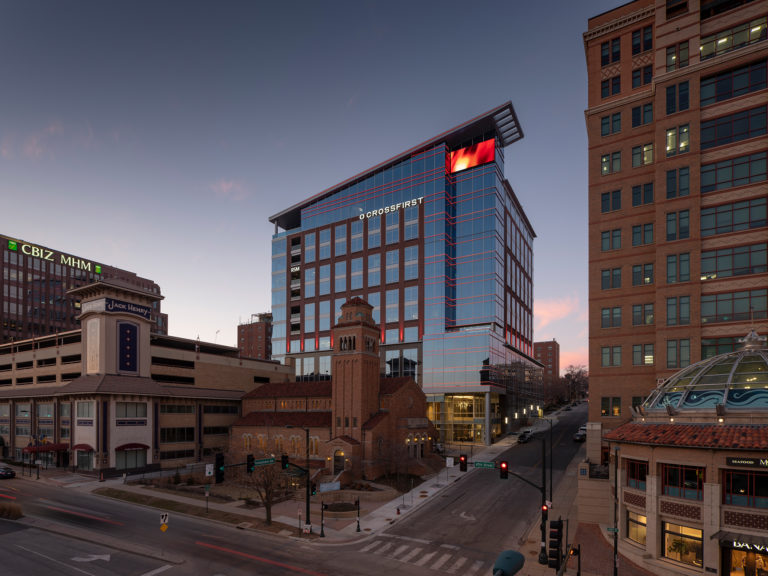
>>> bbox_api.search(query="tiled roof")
[332,434,360,446]
[362,411,389,430]
[0,375,244,400]
[231,411,332,428]
[604,423,768,450]
[242,381,332,399]
[379,376,411,395]
[242,376,414,398]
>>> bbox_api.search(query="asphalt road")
[326,403,589,575]
[0,404,587,576]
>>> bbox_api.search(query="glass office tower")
[269,103,541,445]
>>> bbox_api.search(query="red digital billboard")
[449,138,495,173]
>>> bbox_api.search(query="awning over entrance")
[713,530,768,548]
[115,443,149,451]
[22,442,68,453]
[71,443,95,452]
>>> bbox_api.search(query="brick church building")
[230,297,440,482]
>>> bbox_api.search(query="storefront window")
[627,511,647,545]
[663,522,702,567]
[728,546,768,576]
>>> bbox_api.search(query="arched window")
[242,433,252,451]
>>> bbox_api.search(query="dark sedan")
[0,466,16,479]
[573,431,586,442]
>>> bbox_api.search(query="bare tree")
[243,461,286,525]
[565,364,589,401]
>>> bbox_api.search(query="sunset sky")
[0,0,623,373]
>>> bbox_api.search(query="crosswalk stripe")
[446,556,467,574]
[399,547,423,563]
[389,544,409,559]
[415,550,437,567]
[431,553,453,570]
[465,559,484,575]
[374,542,393,555]
[360,540,383,553]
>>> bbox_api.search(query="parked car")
[0,466,16,479]
[518,429,534,443]
[573,431,587,442]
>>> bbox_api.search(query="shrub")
[0,502,23,520]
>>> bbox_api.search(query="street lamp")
[287,425,310,531]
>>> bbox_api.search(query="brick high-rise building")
[1,233,167,342]
[585,0,767,463]
[237,313,272,360]
[534,339,560,390]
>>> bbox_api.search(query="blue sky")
[0,0,622,372]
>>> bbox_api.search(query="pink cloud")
[46,121,63,135]
[210,179,249,202]
[560,347,589,375]
[1,136,15,159]
[534,295,579,331]
[23,135,44,158]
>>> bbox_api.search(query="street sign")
[252,457,275,466]
[607,527,618,533]
[473,461,495,469]
[160,512,169,532]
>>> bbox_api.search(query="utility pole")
[539,437,548,564]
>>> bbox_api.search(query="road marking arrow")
[72,554,111,563]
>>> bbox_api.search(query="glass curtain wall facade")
[270,103,540,444]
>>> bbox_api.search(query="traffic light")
[569,544,580,558]
[312,483,317,496]
[281,454,289,469]
[215,453,224,484]
[541,503,548,523]
[247,454,255,474]
[499,460,508,479]
[459,454,467,472]
[548,519,563,570]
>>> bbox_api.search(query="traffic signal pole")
[499,437,548,564]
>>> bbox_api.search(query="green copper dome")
[643,330,768,412]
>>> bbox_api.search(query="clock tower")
[331,298,380,441]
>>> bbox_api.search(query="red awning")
[115,443,149,451]
[23,442,69,454]
[71,443,95,452]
